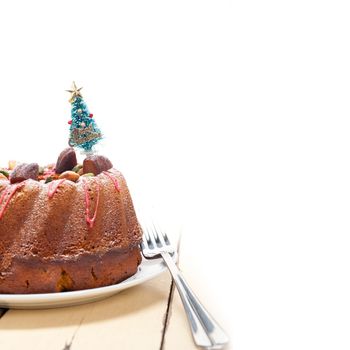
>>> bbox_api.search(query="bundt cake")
[0,148,142,294]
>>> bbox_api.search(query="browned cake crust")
[0,169,142,294]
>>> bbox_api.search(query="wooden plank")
[0,273,172,350]
[71,273,172,350]
[163,226,232,350]
[163,285,197,350]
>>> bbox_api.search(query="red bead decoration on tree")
[68,120,72,125]
[89,113,93,118]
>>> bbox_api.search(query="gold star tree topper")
[66,81,83,103]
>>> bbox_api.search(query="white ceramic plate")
[0,255,173,309]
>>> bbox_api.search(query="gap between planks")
[61,315,86,350]
[0,308,8,319]
[159,233,182,350]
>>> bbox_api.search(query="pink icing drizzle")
[48,179,66,199]
[102,171,120,192]
[0,185,8,201]
[0,182,25,220]
[82,178,100,228]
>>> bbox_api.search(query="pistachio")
[45,177,53,184]
[0,173,8,180]
[0,169,9,178]
[8,160,17,170]
[82,173,95,177]
[72,164,83,173]
[46,163,55,170]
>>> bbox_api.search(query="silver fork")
[141,222,229,350]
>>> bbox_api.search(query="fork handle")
[161,252,229,349]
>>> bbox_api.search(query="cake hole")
[25,280,29,288]
[91,267,98,281]
[56,270,74,292]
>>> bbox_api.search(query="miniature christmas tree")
[66,82,102,154]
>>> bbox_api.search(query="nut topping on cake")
[55,147,77,174]
[58,171,80,182]
[83,155,113,175]
[0,169,9,178]
[10,163,39,184]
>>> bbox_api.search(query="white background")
[0,1,349,349]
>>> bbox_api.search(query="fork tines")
[141,220,174,257]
